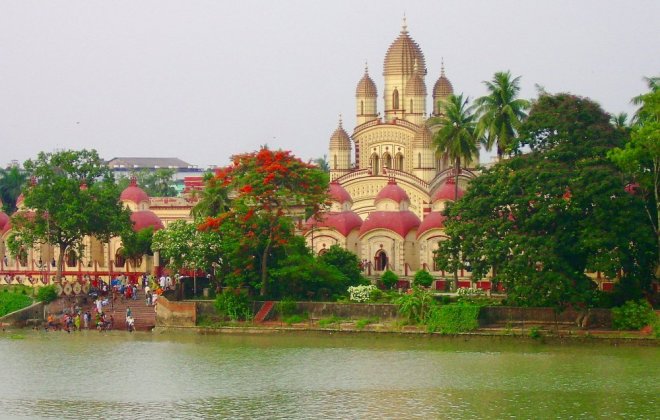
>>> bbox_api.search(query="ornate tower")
[383,18,426,122]
[432,60,454,117]
[328,116,352,181]
[404,60,427,125]
[355,63,378,126]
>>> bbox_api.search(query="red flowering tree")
[199,147,328,296]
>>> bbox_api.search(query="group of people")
[45,310,107,332]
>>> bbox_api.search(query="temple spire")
[401,14,408,33]
[441,57,445,77]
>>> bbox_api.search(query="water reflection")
[0,331,658,418]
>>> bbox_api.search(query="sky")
[1,0,658,169]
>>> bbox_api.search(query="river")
[0,330,658,419]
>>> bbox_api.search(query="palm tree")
[474,71,530,160]
[433,93,480,200]
[0,166,28,213]
[191,173,230,219]
[313,155,330,173]
[610,112,630,133]
[433,93,479,292]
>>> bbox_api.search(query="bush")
[381,270,398,289]
[355,317,378,330]
[214,288,252,321]
[348,284,377,302]
[283,314,308,325]
[395,287,437,324]
[0,292,33,317]
[611,299,656,330]
[413,270,434,288]
[36,285,58,303]
[426,304,480,334]
[276,297,298,316]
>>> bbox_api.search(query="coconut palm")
[433,93,480,201]
[0,166,28,213]
[474,71,530,159]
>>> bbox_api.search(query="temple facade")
[303,21,480,286]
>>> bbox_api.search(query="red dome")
[359,211,420,237]
[328,181,352,204]
[130,210,164,232]
[375,179,409,203]
[432,179,464,202]
[120,178,150,205]
[305,211,363,237]
[416,212,446,238]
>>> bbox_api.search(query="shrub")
[276,297,298,316]
[529,326,542,340]
[395,287,437,324]
[36,285,58,303]
[413,270,434,288]
[611,300,656,330]
[381,270,398,289]
[355,317,378,330]
[318,316,343,327]
[426,304,480,334]
[348,284,377,302]
[214,288,252,321]
[283,314,307,325]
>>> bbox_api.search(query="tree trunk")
[57,243,66,282]
[260,235,273,297]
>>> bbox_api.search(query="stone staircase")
[88,289,156,331]
[254,301,275,323]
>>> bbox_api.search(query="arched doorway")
[374,250,388,271]
[382,153,392,170]
[370,153,380,175]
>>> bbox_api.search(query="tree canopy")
[0,166,28,213]
[8,149,131,280]
[436,93,656,307]
[117,168,178,197]
[199,147,328,296]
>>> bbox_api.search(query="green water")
[0,330,658,419]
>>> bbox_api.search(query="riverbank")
[150,323,659,346]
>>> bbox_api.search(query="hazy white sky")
[1,0,658,168]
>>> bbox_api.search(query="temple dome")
[375,179,410,203]
[0,210,8,233]
[416,212,446,238]
[412,126,433,148]
[359,211,420,237]
[120,178,150,205]
[433,68,454,98]
[432,178,464,202]
[383,23,426,77]
[356,68,378,97]
[305,211,362,237]
[130,210,164,232]
[329,119,351,150]
[328,181,352,204]
[405,68,427,96]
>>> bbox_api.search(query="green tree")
[381,270,399,289]
[199,148,328,296]
[8,150,131,281]
[119,227,154,273]
[609,77,660,278]
[191,171,230,219]
[317,244,366,285]
[474,71,530,159]
[152,220,223,279]
[0,166,28,213]
[437,93,656,308]
[117,168,178,197]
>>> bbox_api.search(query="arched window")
[370,153,380,175]
[360,100,364,115]
[395,153,404,170]
[317,248,328,257]
[382,153,392,169]
[375,250,388,271]
[66,250,77,267]
[418,153,422,168]
[115,249,126,268]
[333,155,338,169]
[410,99,413,113]
[393,88,399,110]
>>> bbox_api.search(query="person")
[132,284,138,300]
[95,298,103,315]
[74,314,81,331]
[46,313,56,331]
[83,311,90,329]
[159,275,166,290]
[126,316,135,332]
[126,306,132,320]
[146,290,152,306]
